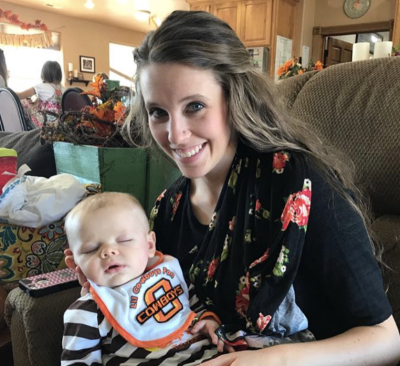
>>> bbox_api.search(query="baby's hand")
[190,318,235,353]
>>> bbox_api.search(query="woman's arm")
[202,316,400,366]
[16,87,35,100]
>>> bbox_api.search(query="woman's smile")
[140,63,236,181]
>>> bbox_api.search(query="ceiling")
[3,0,190,33]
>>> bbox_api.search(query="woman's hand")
[64,249,90,296]
[190,319,235,353]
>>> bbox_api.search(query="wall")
[0,1,146,90]
[314,0,396,27]
[299,0,316,61]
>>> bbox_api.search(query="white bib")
[89,254,196,348]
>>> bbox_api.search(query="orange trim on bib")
[90,277,196,349]
[145,251,164,271]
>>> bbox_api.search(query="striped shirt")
[62,263,219,365]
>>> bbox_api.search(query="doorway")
[312,21,394,67]
[325,31,391,67]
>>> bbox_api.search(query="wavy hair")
[124,10,381,261]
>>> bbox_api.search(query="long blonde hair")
[124,10,381,260]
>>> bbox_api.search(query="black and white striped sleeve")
[61,295,109,365]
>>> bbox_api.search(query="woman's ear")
[147,231,156,258]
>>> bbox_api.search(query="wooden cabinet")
[241,0,273,47]
[190,2,213,12]
[187,0,272,46]
[214,2,242,37]
[186,0,300,78]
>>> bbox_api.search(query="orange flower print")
[249,248,270,269]
[156,189,166,202]
[207,258,220,281]
[256,313,272,332]
[235,285,250,318]
[281,179,312,231]
[273,151,290,174]
[229,216,236,231]
[171,192,182,220]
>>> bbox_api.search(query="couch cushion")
[372,214,400,328]
[0,129,56,178]
[278,58,400,217]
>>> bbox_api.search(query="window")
[109,42,136,87]
[1,23,62,91]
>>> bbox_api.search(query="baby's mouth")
[105,264,125,273]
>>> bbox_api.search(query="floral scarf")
[151,141,312,335]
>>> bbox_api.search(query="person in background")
[0,49,8,87]
[67,10,400,366]
[17,60,64,128]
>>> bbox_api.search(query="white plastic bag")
[0,173,86,228]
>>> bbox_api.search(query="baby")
[61,192,223,366]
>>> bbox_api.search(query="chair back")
[0,87,29,132]
[61,87,92,112]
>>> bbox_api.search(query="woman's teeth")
[176,144,203,158]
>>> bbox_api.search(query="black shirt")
[154,165,392,340]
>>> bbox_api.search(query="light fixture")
[134,0,151,22]
[84,0,95,9]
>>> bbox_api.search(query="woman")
[17,60,63,127]
[0,49,8,87]
[67,11,400,365]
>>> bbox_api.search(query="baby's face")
[68,203,155,287]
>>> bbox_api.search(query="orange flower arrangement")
[40,75,131,147]
[277,58,324,80]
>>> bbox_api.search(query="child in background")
[17,60,64,127]
[62,192,223,366]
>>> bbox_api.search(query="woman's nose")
[168,115,190,145]
[100,245,118,258]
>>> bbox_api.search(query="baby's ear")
[147,231,156,258]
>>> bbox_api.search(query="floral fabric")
[0,220,68,283]
[0,183,101,284]
[150,141,312,336]
[29,85,62,128]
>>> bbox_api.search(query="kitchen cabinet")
[186,0,300,78]
[241,0,273,47]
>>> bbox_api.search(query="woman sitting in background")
[0,49,8,87]
[17,60,64,128]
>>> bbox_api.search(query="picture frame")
[355,33,384,54]
[78,72,84,80]
[79,56,95,73]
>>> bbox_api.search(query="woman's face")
[140,63,237,181]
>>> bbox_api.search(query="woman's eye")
[187,102,204,113]
[149,108,167,119]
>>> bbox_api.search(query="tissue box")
[53,142,180,212]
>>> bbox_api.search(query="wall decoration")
[343,0,370,19]
[0,8,52,48]
[80,56,95,73]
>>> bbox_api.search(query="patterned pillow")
[0,219,68,283]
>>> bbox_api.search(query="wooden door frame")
[312,20,394,62]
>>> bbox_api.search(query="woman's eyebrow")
[179,94,209,103]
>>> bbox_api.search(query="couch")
[3,57,400,366]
